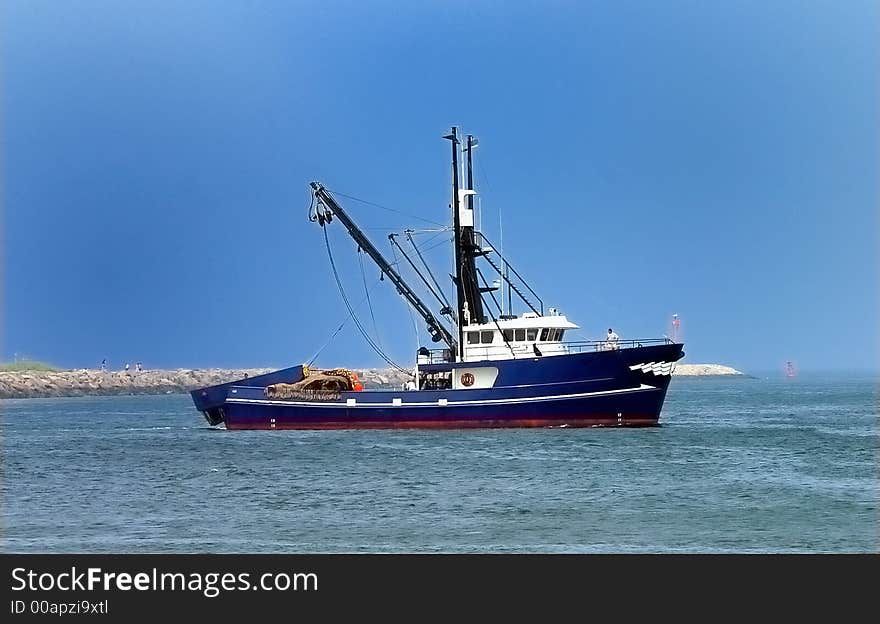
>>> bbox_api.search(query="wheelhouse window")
[503,329,514,342]
[540,328,549,341]
[526,328,538,341]
[514,329,525,341]
[557,330,565,341]
[467,331,480,345]
[480,330,495,344]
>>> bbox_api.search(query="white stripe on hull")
[225,383,658,409]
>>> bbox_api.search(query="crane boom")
[310,182,457,351]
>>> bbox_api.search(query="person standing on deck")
[606,328,619,350]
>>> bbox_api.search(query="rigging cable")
[389,233,451,315]
[322,226,412,376]
[358,249,383,350]
[405,230,452,313]
[307,277,383,366]
[415,235,454,254]
[477,268,517,359]
[391,243,421,359]
[307,319,347,368]
[323,188,446,227]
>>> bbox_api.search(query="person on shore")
[124,362,130,372]
[605,328,619,350]
[135,362,142,373]
[100,358,107,372]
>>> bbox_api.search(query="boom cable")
[358,249,383,350]
[307,285,371,365]
[322,226,412,376]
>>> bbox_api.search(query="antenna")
[500,213,511,317]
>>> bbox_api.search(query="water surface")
[2,375,877,552]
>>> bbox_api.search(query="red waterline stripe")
[223,417,660,430]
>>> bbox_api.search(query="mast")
[444,128,486,362]
[461,134,487,323]
[444,128,466,360]
[462,134,484,325]
[310,182,457,351]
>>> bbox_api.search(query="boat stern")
[190,365,307,426]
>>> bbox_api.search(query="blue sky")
[3,1,877,373]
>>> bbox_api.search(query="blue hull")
[191,343,684,430]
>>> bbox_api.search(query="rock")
[673,364,745,376]
[0,362,747,399]
[0,368,272,399]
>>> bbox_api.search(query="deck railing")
[419,338,674,364]
[557,338,673,354]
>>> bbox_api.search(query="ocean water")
[1,375,877,553]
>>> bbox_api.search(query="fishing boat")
[191,128,684,429]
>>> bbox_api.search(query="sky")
[2,0,878,374]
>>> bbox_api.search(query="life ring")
[460,372,475,387]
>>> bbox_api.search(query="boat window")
[557,330,565,341]
[503,329,514,342]
[540,328,549,341]
[547,329,558,341]
[480,330,494,344]
[467,331,480,345]
[526,328,538,341]
[514,329,526,341]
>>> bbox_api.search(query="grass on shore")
[0,360,61,372]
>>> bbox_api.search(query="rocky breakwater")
[0,368,274,399]
[672,364,746,376]
[0,362,747,399]
[0,367,420,399]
